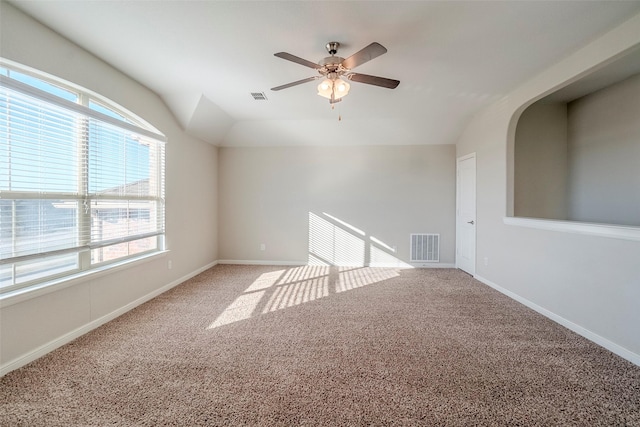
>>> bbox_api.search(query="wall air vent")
[410,234,440,262]
[251,92,268,101]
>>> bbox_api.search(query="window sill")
[503,217,640,242]
[0,250,170,308]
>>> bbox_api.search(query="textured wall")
[515,102,568,220]
[567,73,640,226]
[218,145,456,266]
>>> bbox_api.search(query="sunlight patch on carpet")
[207,290,266,329]
[263,276,329,313]
[244,270,285,292]
[207,265,401,329]
[336,267,400,293]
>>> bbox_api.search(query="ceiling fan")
[271,42,400,104]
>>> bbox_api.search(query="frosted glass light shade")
[317,78,350,100]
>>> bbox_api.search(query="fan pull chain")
[332,102,342,121]
[330,102,342,121]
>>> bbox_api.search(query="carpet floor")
[1,265,639,426]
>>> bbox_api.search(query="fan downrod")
[326,42,340,55]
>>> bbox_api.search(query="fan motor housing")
[319,56,346,76]
[319,56,344,66]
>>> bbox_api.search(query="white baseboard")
[0,260,218,377]
[218,259,455,269]
[474,274,640,367]
[413,262,456,269]
[217,259,307,266]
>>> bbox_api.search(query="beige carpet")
[1,265,639,426]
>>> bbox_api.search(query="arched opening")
[510,48,640,228]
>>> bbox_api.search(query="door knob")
[467,220,475,225]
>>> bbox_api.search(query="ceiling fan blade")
[341,42,388,70]
[274,52,320,69]
[271,76,319,91]
[348,73,400,89]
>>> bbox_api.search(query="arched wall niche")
[507,45,640,228]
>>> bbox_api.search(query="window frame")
[0,61,166,296]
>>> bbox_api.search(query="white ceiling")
[9,1,640,147]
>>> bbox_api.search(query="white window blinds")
[0,73,165,293]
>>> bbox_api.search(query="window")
[0,62,166,294]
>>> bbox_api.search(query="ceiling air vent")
[251,92,268,101]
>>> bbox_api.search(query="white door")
[456,153,476,275]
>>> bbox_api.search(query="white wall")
[514,102,568,219]
[0,3,218,374]
[219,145,456,267]
[457,12,640,364]
[567,73,640,226]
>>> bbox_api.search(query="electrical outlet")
[168,260,173,269]
[260,243,266,251]
[484,257,489,266]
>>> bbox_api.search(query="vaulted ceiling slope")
[9,1,640,146]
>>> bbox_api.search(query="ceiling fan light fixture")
[317,79,334,98]
[336,80,350,93]
[317,78,350,100]
[272,41,399,102]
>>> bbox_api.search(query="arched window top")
[0,59,164,139]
